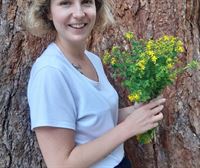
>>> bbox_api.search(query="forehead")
[50,0,96,2]
[49,0,102,11]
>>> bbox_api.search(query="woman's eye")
[82,0,93,5]
[59,0,71,6]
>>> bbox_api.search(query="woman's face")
[49,0,97,45]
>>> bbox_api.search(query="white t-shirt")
[27,43,124,168]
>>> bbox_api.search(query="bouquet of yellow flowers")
[103,32,198,144]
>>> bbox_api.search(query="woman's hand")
[118,102,144,123]
[122,98,166,138]
[118,95,164,123]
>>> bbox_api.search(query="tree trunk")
[0,0,199,167]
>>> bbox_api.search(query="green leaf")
[136,129,156,144]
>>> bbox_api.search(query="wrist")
[117,121,133,141]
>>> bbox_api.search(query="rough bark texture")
[0,0,199,167]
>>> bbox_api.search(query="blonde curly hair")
[25,0,114,37]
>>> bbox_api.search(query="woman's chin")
[68,36,88,45]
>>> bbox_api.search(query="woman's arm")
[35,123,127,168]
[35,98,165,168]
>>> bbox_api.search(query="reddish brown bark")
[0,0,199,167]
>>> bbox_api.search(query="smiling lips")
[69,23,87,29]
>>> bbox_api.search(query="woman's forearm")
[39,99,165,168]
[65,123,129,168]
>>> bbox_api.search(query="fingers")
[151,112,163,123]
[147,106,164,131]
[151,105,164,115]
[149,95,163,103]
[148,111,163,130]
[149,122,159,129]
[147,114,163,131]
[125,98,166,136]
[145,98,166,110]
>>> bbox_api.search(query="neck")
[55,36,86,61]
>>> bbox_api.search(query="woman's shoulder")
[31,43,66,72]
[28,43,70,83]
[35,43,61,65]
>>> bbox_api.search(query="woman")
[26,0,166,167]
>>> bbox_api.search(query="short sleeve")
[27,66,77,130]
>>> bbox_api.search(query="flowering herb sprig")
[103,32,198,144]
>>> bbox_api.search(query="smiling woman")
[25,0,114,37]
[49,0,97,45]
[26,0,166,168]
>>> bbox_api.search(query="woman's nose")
[72,5,85,18]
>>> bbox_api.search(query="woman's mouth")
[69,23,87,29]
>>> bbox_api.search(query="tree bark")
[0,0,199,167]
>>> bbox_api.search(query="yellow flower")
[102,51,111,64]
[146,40,154,50]
[124,32,134,40]
[166,58,172,63]
[177,46,184,53]
[111,57,117,65]
[171,72,177,79]
[163,35,170,41]
[176,40,184,53]
[166,58,175,69]
[128,93,140,102]
[146,50,155,57]
[167,63,173,69]
[151,55,157,64]
[112,46,119,53]
[146,50,157,63]
[179,46,184,52]
[136,59,146,70]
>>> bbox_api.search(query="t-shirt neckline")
[52,42,100,85]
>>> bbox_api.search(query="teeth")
[70,23,85,29]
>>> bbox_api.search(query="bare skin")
[34,0,166,167]
[35,98,165,168]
